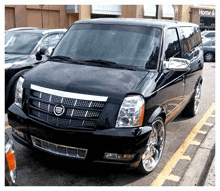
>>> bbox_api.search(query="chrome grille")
[27,85,107,130]
[31,136,88,159]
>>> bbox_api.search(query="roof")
[7,27,38,32]
[6,27,67,35]
[75,18,198,29]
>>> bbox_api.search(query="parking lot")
[5,61,215,186]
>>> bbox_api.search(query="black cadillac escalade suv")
[8,18,203,174]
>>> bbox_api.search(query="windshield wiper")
[49,56,85,65]
[84,59,137,71]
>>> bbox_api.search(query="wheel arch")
[147,106,166,125]
[196,76,203,87]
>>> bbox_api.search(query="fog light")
[13,129,24,138]
[123,154,135,159]
[104,152,135,161]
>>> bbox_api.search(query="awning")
[144,5,156,17]
[163,5,174,18]
[66,5,78,14]
[91,5,122,15]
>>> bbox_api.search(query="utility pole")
[39,5,44,28]
[156,5,159,19]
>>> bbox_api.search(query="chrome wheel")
[204,52,214,62]
[139,117,165,173]
[194,84,201,115]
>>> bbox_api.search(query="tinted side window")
[203,41,212,46]
[180,27,202,59]
[165,28,181,60]
[40,34,61,49]
[206,32,215,37]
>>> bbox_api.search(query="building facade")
[5,5,215,31]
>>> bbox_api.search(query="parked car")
[5,133,17,186]
[5,27,67,112]
[202,39,215,62]
[8,19,203,174]
[201,30,215,40]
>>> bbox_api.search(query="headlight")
[14,77,24,108]
[116,95,145,128]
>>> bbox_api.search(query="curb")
[204,156,215,186]
[179,126,215,186]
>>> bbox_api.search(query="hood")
[5,54,41,70]
[23,61,149,102]
[5,54,30,64]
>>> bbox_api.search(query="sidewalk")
[179,126,215,186]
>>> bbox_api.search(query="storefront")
[190,6,215,31]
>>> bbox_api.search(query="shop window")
[200,17,215,27]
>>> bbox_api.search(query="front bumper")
[8,103,152,168]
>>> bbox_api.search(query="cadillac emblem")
[54,104,65,116]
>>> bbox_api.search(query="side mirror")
[35,47,54,61]
[163,58,191,72]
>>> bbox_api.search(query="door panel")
[162,28,184,114]
[180,26,203,99]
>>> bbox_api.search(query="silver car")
[201,31,215,40]
[202,39,215,62]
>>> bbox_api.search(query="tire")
[137,116,166,175]
[183,83,201,117]
[204,52,214,62]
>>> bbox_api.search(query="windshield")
[52,24,162,70]
[201,31,208,36]
[5,31,43,54]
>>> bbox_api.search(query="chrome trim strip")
[31,135,88,159]
[74,100,78,106]
[71,109,75,117]
[30,84,108,102]
[166,90,195,117]
[85,110,88,117]
[153,72,186,94]
[89,101,92,108]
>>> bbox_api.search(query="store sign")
[199,9,215,16]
